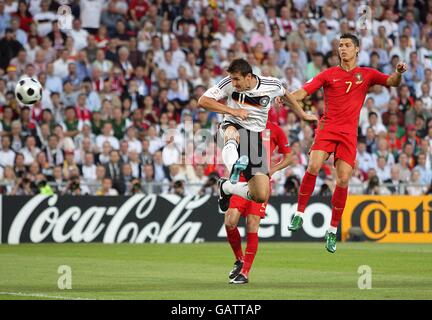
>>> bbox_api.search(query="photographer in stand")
[128,178,144,195]
[10,175,36,195]
[198,172,220,196]
[62,175,90,195]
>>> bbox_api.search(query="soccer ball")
[15,77,43,105]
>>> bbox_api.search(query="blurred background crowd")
[0,0,432,196]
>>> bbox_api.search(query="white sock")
[222,181,252,200]
[222,140,239,173]
[294,211,303,217]
[328,226,337,234]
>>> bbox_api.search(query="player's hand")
[231,108,248,120]
[396,62,408,74]
[302,112,319,122]
[274,96,283,107]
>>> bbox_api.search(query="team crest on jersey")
[259,96,270,107]
[355,72,363,84]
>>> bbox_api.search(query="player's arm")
[279,72,326,121]
[386,62,408,87]
[269,153,291,177]
[198,95,248,120]
[282,91,318,122]
[198,79,248,120]
[291,88,308,101]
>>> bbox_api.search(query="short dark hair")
[227,59,253,77]
[368,111,378,118]
[340,33,360,47]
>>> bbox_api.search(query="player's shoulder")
[216,76,232,90]
[307,67,335,82]
[258,75,283,89]
[358,66,383,75]
[322,66,341,75]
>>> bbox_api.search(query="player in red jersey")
[225,121,292,284]
[288,34,408,253]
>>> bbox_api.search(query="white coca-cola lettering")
[71,207,108,242]
[156,196,202,243]
[170,222,202,243]
[7,193,210,244]
[103,195,150,243]
[8,194,51,244]
[117,223,140,243]
[30,206,59,243]
[135,222,160,243]
[52,206,81,242]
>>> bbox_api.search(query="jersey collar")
[254,74,261,90]
[338,65,358,73]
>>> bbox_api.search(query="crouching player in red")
[225,121,291,284]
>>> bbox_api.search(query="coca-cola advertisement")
[0,195,332,244]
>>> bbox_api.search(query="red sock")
[331,185,348,228]
[240,233,258,277]
[297,171,317,213]
[225,226,243,261]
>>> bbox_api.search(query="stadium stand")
[0,0,432,196]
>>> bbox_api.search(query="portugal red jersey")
[303,66,389,136]
[263,121,291,158]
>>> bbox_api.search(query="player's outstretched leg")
[325,159,351,253]
[219,171,269,213]
[289,150,328,232]
[218,178,232,212]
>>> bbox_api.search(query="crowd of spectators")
[0,0,432,196]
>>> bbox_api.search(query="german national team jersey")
[303,66,389,136]
[203,75,286,132]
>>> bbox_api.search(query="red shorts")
[310,130,357,168]
[229,195,267,218]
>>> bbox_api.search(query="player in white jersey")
[198,59,317,212]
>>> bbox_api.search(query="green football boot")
[325,231,337,253]
[288,215,303,232]
[229,155,249,184]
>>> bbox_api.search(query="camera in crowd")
[130,179,143,194]
[173,180,185,197]
[63,175,81,195]
[20,177,32,188]
[199,172,220,196]
[36,179,47,189]
[284,175,300,196]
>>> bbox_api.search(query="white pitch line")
[0,292,94,300]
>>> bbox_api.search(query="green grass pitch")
[0,242,431,300]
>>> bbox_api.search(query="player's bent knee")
[224,126,239,143]
[307,163,321,175]
[224,214,237,230]
[224,221,238,229]
[337,176,350,187]
[253,192,269,203]
[246,220,260,233]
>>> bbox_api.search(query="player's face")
[229,72,252,92]
[338,39,358,62]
